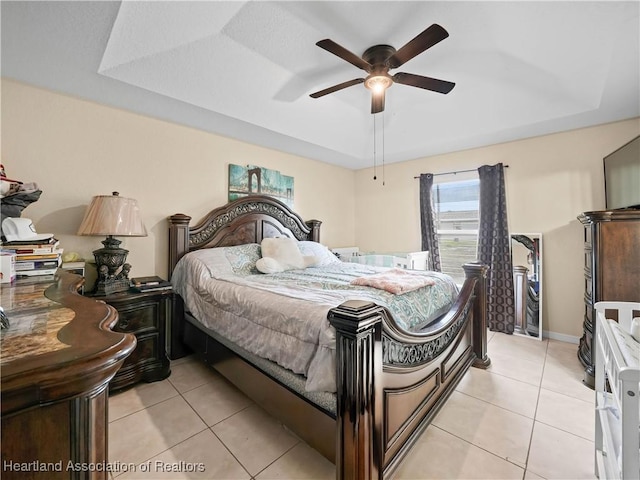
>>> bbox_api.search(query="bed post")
[328,300,385,480]
[305,219,322,242]
[168,213,191,278]
[168,214,192,360]
[463,263,491,368]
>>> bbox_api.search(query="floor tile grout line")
[117,427,211,478]
[207,425,255,479]
[110,381,211,478]
[111,370,254,478]
[108,365,227,476]
[531,418,596,444]
[538,383,595,405]
[480,361,547,386]
[450,345,541,470]
[456,366,543,419]
[251,439,303,479]
[108,387,181,424]
[520,340,547,480]
[167,373,219,395]
[174,366,297,478]
[482,363,545,388]
[174,367,259,477]
[430,425,528,473]
[453,388,539,421]
[179,383,255,429]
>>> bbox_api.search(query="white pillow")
[298,241,341,266]
[256,256,285,274]
[256,237,302,274]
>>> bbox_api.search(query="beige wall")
[353,118,640,339]
[1,79,357,283]
[3,78,638,339]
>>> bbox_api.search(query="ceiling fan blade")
[316,39,372,72]
[309,78,365,98]
[387,24,449,68]
[371,90,385,114]
[393,72,455,94]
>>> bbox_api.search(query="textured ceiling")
[2,1,639,169]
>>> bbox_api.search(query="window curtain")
[419,173,442,272]
[477,163,515,333]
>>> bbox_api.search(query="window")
[432,178,480,285]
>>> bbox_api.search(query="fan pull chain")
[373,114,377,180]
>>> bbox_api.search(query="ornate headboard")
[168,195,321,276]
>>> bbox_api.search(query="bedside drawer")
[120,333,160,369]
[114,302,159,334]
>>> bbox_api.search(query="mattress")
[171,242,458,393]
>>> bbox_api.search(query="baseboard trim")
[543,330,580,344]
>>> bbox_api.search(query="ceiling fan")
[309,24,455,114]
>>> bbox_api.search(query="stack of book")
[131,276,172,293]
[1,237,62,281]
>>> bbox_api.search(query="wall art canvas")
[228,164,294,207]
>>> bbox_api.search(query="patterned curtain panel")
[477,163,515,333]
[419,173,442,272]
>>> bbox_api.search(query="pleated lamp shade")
[78,192,147,237]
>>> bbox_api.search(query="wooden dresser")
[577,209,640,388]
[0,271,136,479]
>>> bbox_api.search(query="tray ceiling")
[2,1,638,169]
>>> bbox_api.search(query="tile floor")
[108,332,596,479]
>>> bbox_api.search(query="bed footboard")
[329,263,488,479]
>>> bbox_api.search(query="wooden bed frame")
[168,195,490,480]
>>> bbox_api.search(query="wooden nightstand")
[90,287,172,392]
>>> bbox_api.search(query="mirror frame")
[511,233,543,340]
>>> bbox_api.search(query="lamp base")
[94,277,131,296]
[92,235,132,295]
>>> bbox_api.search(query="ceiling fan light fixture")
[365,75,392,94]
[310,25,454,113]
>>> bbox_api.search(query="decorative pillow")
[223,244,261,275]
[256,237,320,273]
[259,237,305,271]
[256,256,285,274]
[298,241,342,266]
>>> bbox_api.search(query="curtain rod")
[413,164,509,179]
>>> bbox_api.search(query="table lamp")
[77,192,147,295]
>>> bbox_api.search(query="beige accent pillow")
[258,237,303,272]
[256,256,285,274]
[256,237,320,274]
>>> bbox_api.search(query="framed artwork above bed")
[228,163,294,207]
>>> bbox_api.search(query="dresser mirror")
[511,233,542,340]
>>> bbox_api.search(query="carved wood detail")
[382,301,472,367]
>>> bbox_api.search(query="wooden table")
[1,270,136,479]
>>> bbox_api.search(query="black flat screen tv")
[604,135,640,210]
